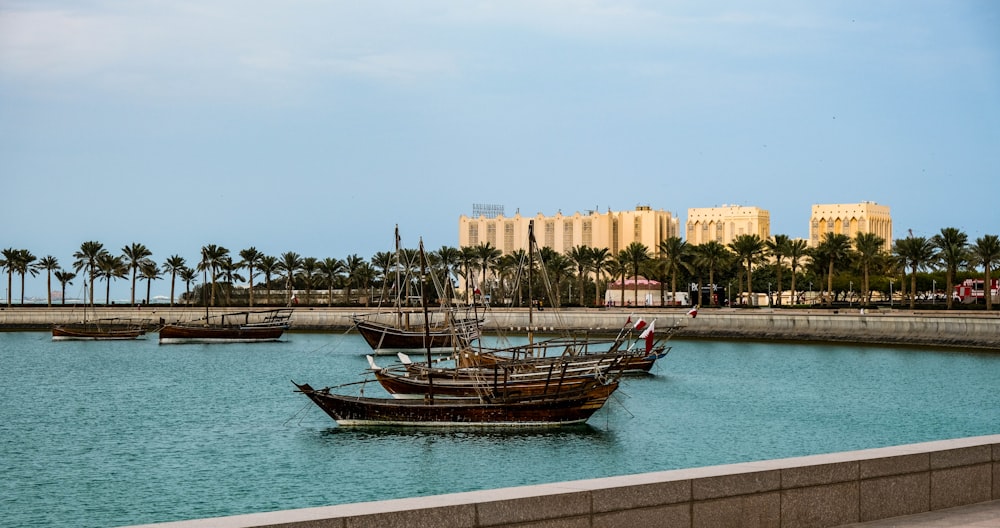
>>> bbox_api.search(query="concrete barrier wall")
[125,434,1000,528]
[4,306,1000,349]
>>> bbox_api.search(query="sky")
[1,1,998,301]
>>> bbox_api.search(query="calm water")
[1,331,998,528]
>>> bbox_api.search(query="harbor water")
[1,331,998,528]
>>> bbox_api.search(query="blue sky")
[2,1,998,301]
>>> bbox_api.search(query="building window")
[544,221,555,248]
[504,222,514,250]
[563,222,573,249]
[486,223,497,246]
[468,224,479,246]
[582,220,592,247]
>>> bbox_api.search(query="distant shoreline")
[2,305,998,351]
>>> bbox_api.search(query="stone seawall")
[2,306,999,350]
[125,434,1000,528]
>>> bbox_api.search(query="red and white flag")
[638,320,655,353]
[632,317,647,332]
[687,307,698,318]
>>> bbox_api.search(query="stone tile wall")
[125,434,999,528]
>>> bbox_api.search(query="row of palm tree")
[2,227,998,310]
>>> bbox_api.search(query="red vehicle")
[953,278,1000,304]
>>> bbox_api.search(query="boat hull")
[159,325,286,343]
[294,381,617,427]
[52,319,150,341]
[353,318,481,351]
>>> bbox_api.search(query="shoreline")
[3,305,998,351]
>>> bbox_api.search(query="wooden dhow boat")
[159,308,292,344]
[295,237,623,427]
[353,225,483,353]
[365,351,630,400]
[52,317,153,341]
[292,378,619,427]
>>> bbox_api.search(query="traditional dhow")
[366,352,628,400]
[352,308,482,352]
[52,317,153,341]
[293,378,619,427]
[158,308,292,344]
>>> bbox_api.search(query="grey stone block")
[930,465,992,511]
[781,481,858,528]
[859,473,929,521]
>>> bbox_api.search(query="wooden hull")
[158,324,286,343]
[159,309,291,344]
[52,319,150,341]
[52,326,146,341]
[294,381,618,427]
[353,317,481,351]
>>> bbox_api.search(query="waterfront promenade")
[3,305,999,350]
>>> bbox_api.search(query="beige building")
[458,206,681,256]
[686,205,771,246]
[810,202,892,251]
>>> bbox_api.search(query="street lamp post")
[932,280,936,304]
[889,279,894,308]
[849,281,853,306]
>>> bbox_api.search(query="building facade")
[458,206,681,256]
[685,205,771,246]
[809,202,892,251]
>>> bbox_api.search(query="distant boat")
[52,317,152,341]
[158,308,292,344]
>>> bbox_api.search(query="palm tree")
[299,257,319,305]
[970,234,1000,311]
[139,259,160,304]
[344,254,365,305]
[432,246,462,300]
[893,235,936,309]
[475,243,502,301]
[218,257,244,306]
[931,227,969,310]
[853,232,886,307]
[198,244,229,306]
[34,255,61,307]
[543,252,574,308]
[354,262,377,306]
[11,249,38,305]
[766,235,791,306]
[95,253,127,305]
[692,241,731,307]
[277,251,303,306]
[54,270,76,305]
[658,237,688,306]
[813,233,853,305]
[590,247,612,307]
[786,239,809,304]
[728,234,767,306]
[162,255,187,307]
[179,266,198,303]
[611,251,630,306]
[566,245,592,307]
[122,243,152,306]
[458,246,480,303]
[621,242,650,306]
[73,241,107,307]
[318,257,345,306]
[0,248,15,307]
[258,255,279,306]
[239,247,264,307]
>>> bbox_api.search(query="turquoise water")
[1,331,998,527]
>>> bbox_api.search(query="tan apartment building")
[458,206,681,256]
[686,205,771,246]
[809,201,892,251]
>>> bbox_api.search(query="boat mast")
[418,238,434,401]
[394,224,402,329]
[527,220,534,347]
